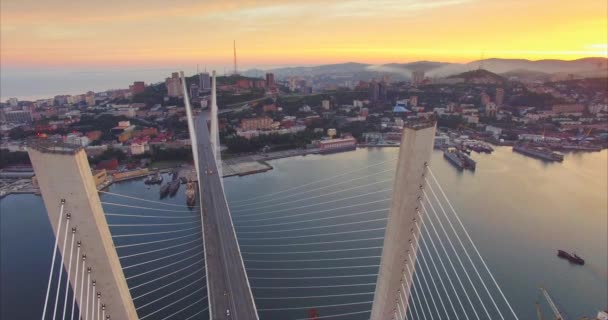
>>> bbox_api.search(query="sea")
[1,147,607,319]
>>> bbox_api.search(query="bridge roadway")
[195,114,258,320]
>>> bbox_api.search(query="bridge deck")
[195,114,258,320]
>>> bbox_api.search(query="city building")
[327,128,337,138]
[322,100,331,110]
[481,92,491,106]
[165,72,183,98]
[65,133,90,147]
[240,116,273,131]
[409,96,418,107]
[485,102,498,117]
[495,88,505,107]
[2,110,32,123]
[199,72,211,90]
[85,91,96,106]
[317,137,357,153]
[7,97,19,107]
[552,104,585,113]
[190,83,200,99]
[130,142,147,155]
[371,80,387,102]
[412,71,425,85]
[266,73,275,88]
[129,81,146,95]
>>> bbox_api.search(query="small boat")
[186,181,196,208]
[179,176,188,184]
[557,250,585,265]
[168,179,180,197]
[145,172,163,185]
[159,183,170,199]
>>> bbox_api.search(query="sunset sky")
[1,0,607,68]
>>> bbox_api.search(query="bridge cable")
[234,199,389,223]
[256,291,374,300]
[105,213,198,219]
[139,287,203,320]
[413,221,451,319]
[160,296,207,320]
[41,202,64,320]
[108,221,196,227]
[424,182,501,319]
[136,279,200,310]
[232,178,393,213]
[69,241,81,320]
[258,300,372,311]
[242,246,383,255]
[127,253,202,282]
[422,195,483,320]
[119,238,202,259]
[252,282,376,289]
[250,273,378,280]
[100,202,193,213]
[230,156,397,204]
[234,189,391,218]
[405,263,427,320]
[410,242,442,318]
[235,208,389,228]
[112,225,200,238]
[247,264,379,271]
[85,268,90,320]
[229,168,395,208]
[91,280,96,320]
[77,257,86,320]
[183,306,209,320]
[52,214,70,320]
[417,218,464,319]
[123,245,201,270]
[133,269,202,301]
[237,218,387,234]
[401,279,415,320]
[293,310,370,320]
[237,227,385,241]
[115,231,202,249]
[408,253,433,320]
[402,270,421,320]
[428,167,519,320]
[99,191,198,208]
[244,255,381,263]
[61,228,76,320]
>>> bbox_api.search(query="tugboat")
[185,180,196,208]
[557,250,585,265]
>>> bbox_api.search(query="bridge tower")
[28,140,138,320]
[370,121,436,319]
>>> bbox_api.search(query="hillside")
[447,69,506,85]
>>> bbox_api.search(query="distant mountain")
[241,57,608,80]
[447,69,506,85]
[500,69,551,82]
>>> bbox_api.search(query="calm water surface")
[1,147,606,319]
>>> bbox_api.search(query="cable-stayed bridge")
[27,71,520,320]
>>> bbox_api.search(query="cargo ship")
[513,144,564,162]
[557,250,585,265]
[185,180,196,208]
[443,148,476,171]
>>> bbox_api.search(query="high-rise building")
[370,80,387,102]
[480,92,491,107]
[129,81,146,95]
[412,71,425,85]
[266,73,275,88]
[189,83,200,99]
[495,88,505,107]
[3,110,33,123]
[199,72,211,90]
[165,72,183,98]
[7,97,18,107]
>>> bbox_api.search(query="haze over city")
[1,1,607,320]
